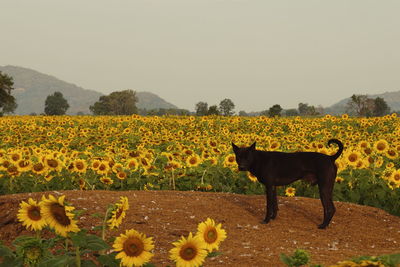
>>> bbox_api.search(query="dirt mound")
[0,190,399,266]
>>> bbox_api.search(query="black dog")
[232,139,343,229]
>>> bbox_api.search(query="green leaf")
[81,259,99,267]
[97,254,120,266]
[0,244,15,258]
[38,255,74,267]
[85,234,110,251]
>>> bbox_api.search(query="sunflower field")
[1,114,400,216]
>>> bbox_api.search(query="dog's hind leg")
[271,186,278,219]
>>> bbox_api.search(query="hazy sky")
[1,0,400,112]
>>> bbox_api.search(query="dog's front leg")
[262,185,275,224]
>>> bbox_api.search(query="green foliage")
[90,89,138,115]
[219,98,235,116]
[44,91,70,115]
[280,249,310,267]
[0,71,17,115]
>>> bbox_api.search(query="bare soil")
[0,190,399,266]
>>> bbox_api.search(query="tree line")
[0,71,394,117]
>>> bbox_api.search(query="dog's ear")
[232,142,239,151]
[250,142,256,150]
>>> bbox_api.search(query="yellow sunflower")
[108,196,129,229]
[247,172,258,182]
[285,187,296,197]
[344,151,361,167]
[40,194,80,237]
[31,162,47,175]
[169,232,208,267]
[113,229,154,267]
[100,176,114,185]
[195,218,227,252]
[126,158,139,171]
[374,139,389,154]
[17,198,47,231]
[223,154,236,168]
[73,159,87,173]
[186,154,202,168]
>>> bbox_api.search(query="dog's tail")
[328,139,343,161]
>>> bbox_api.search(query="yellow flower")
[186,154,202,168]
[73,159,87,173]
[17,198,47,231]
[374,139,389,154]
[285,187,296,197]
[40,194,80,237]
[247,172,258,182]
[108,196,129,229]
[195,218,227,252]
[169,232,208,267]
[113,229,154,267]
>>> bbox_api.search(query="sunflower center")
[204,228,218,243]
[377,143,386,150]
[348,154,357,162]
[180,244,197,261]
[123,237,144,257]
[28,206,42,221]
[50,203,71,226]
[47,159,58,168]
[33,163,44,172]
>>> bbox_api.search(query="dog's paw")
[261,219,270,224]
[318,223,327,229]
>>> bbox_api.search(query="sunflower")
[186,154,202,168]
[374,139,389,154]
[285,187,296,197]
[344,151,361,167]
[97,161,110,175]
[17,198,47,231]
[9,151,23,163]
[126,158,139,171]
[73,159,87,173]
[195,218,227,252]
[113,229,154,267]
[43,156,63,172]
[169,232,208,267]
[247,172,258,182]
[108,196,129,229]
[40,194,80,237]
[223,154,236,167]
[389,169,400,187]
[100,176,114,185]
[385,149,398,160]
[117,171,128,180]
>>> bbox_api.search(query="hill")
[0,65,178,115]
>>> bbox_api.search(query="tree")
[90,90,138,115]
[0,71,17,115]
[44,91,69,115]
[268,104,283,117]
[373,97,390,116]
[207,105,220,115]
[346,94,375,117]
[195,102,208,116]
[298,103,318,116]
[285,109,299,116]
[238,110,248,116]
[219,98,235,116]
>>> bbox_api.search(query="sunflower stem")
[102,207,111,241]
[201,168,207,185]
[172,169,175,190]
[75,246,81,267]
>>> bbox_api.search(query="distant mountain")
[0,65,178,115]
[325,91,400,115]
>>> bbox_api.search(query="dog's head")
[232,142,256,171]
